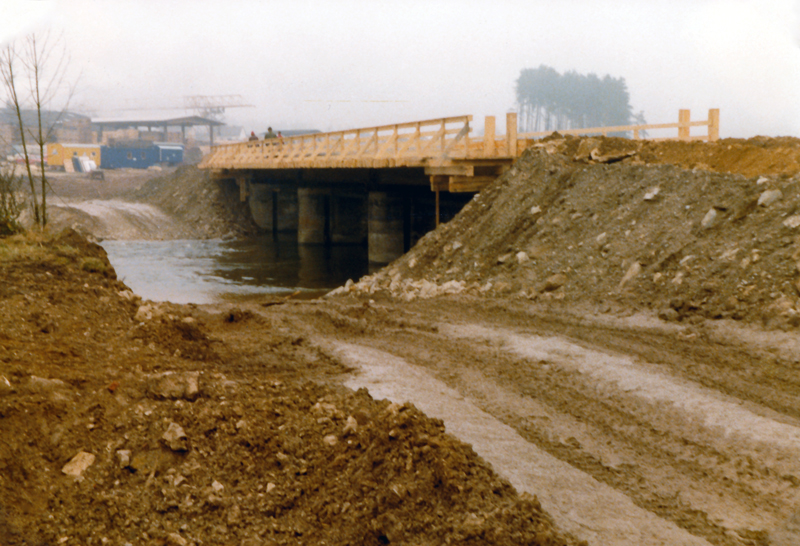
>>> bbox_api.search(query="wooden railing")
[199,109,719,171]
[200,115,475,170]
[518,109,720,142]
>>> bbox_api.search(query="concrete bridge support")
[368,191,406,264]
[248,184,298,233]
[298,188,329,244]
[330,193,367,244]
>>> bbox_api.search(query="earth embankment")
[5,134,800,545]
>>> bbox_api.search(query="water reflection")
[101,234,370,304]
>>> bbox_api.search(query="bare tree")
[0,31,76,229]
[0,43,39,225]
[22,31,76,227]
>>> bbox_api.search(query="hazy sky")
[1,0,799,138]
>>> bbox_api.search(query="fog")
[1,0,799,138]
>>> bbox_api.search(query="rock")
[266,482,276,493]
[618,262,641,289]
[595,232,608,245]
[758,189,782,207]
[62,451,96,477]
[643,187,660,200]
[658,308,680,322]
[147,371,200,400]
[116,449,131,468]
[323,434,338,446]
[408,258,417,269]
[211,480,225,493]
[516,251,529,264]
[756,176,770,185]
[135,304,153,322]
[27,376,69,393]
[530,205,542,214]
[0,375,12,396]
[701,208,718,228]
[451,241,463,251]
[783,215,800,229]
[343,415,358,435]
[543,273,566,292]
[440,280,465,294]
[166,532,188,546]
[226,504,241,526]
[162,422,189,452]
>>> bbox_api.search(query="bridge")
[199,109,719,263]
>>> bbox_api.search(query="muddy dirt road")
[232,294,800,546]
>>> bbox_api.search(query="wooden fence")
[517,108,720,143]
[199,109,720,171]
[199,115,474,170]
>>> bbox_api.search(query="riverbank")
[0,230,578,545]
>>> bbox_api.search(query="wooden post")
[708,108,720,141]
[435,190,440,227]
[506,112,518,157]
[678,109,691,140]
[484,116,496,158]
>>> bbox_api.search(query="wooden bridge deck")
[199,109,719,193]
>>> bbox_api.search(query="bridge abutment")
[298,188,329,244]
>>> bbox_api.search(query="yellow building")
[47,143,101,169]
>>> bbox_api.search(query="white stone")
[0,375,12,396]
[516,251,530,264]
[618,262,641,289]
[530,205,542,214]
[756,176,770,185]
[211,480,224,493]
[162,422,189,452]
[344,415,358,435]
[62,451,95,477]
[323,434,338,446]
[116,450,131,468]
[758,189,783,207]
[643,187,660,200]
[452,241,463,251]
[783,215,800,229]
[701,208,717,228]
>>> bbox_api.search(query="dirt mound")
[343,140,800,330]
[129,165,259,239]
[0,230,579,546]
[533,133,800,177]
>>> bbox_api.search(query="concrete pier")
[248,184,298,233]
[298,188,329,244]
[330,194,367,244]
[368,191,405,264]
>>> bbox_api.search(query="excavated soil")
[0,231,576,546]
[5,134,800,545]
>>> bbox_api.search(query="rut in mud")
[280,297,800,546]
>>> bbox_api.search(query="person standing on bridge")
[264,127,277,139]
[248,131,258,141]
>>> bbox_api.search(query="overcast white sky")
[1,0,799,138]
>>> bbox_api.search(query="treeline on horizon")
[515,65,645,136]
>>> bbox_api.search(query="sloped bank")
[0,230,580,546]
[337,144,800,329]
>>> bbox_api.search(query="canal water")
[100,234,371,304]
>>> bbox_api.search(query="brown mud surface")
[4,135,800,545]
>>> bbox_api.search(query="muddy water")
[101,235,369,304]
